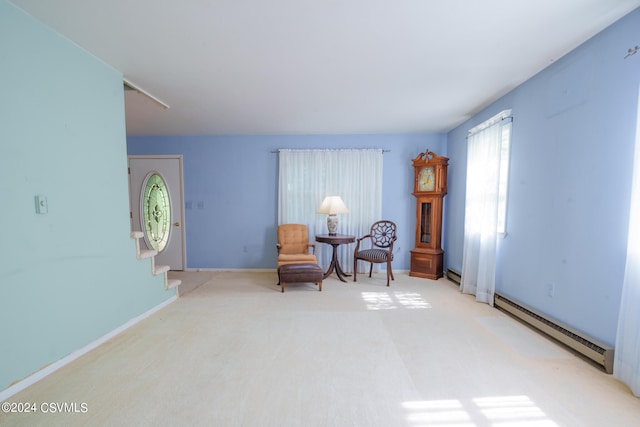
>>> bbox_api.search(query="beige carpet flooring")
[2,271,639,426]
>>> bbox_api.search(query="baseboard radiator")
[494,293,614,374]
[446,269,461,285]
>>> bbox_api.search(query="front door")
[128,155,185,270]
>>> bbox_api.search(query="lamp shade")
[317,196,349,214]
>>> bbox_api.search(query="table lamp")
[317,196,349,235]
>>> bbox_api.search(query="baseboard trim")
[0,296,177,401]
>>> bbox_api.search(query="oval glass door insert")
[141,172,171,252]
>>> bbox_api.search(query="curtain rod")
[624,45,639,59]
[271,149,390,153]
[467,109,512,137]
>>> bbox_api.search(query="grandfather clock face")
[417,166,435,192]
[141,172,171,252]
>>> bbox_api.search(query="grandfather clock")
[410,149,448,279]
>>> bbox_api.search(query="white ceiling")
[10,0,640,135]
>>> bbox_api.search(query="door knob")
[174,222,180,226]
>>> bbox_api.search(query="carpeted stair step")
[166,279,182,290]
[154,265,170,275]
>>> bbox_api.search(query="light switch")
[35,195,48,214]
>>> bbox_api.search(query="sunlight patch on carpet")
[403,395,559,426]
[361,292,432,310]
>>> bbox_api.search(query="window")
[466,110,512,235]
[277,149,383,272]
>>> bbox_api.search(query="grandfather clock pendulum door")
[410,149,448,279]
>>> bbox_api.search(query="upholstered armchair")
[353,220,397,286]
[276,224,317,268]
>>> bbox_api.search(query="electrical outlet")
[547,283,555,298]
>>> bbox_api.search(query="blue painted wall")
[128,134,446,271]
[0,1,171,392]
[444,8,640,346]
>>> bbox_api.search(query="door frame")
[128,154,186,270]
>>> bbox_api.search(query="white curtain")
[278,149,383,273]
[614,87,640,396]
[460,112,508,305]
